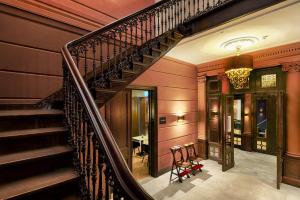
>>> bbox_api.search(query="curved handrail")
[62,0,234,199]
[62,45,153,199]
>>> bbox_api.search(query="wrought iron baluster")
[107,36,110,73]
[157,9,160,36]
[81,117,87,198]
[92,136,97,200]
[92,42,96,84]
[99,38,103,77]
[183,0,186,21]
[119,30,122,63]
[161,8,164,35]
[207,0,209,9]
[86,127,92,199]
[168,4,171,31]
[164,5,167,32]
[188,0,191,17]
[84,47,88,81]
[113,32,117,74]
[98,153,105,199]
[149,13,153,39]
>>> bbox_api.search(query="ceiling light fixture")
[222,37,257,89]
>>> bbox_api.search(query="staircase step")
[0,109,64,118]
[110,79,127,87]
[95,88,117,94]
[0,145,72,167]
[151,48,162,57]
[173,31,184,39]
[143,54,156,64]
[122,69,138,79]
[0,127,67,139]
[132,61,147,71]
[159,42,169,51]
[0,168,78,199]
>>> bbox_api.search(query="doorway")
[253,94,277,155]
[131,88,157,180]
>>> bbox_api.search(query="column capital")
[282,61,300,73]
[197,74,207,83]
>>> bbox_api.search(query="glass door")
[222,95,235,171]
[253,94,276,155]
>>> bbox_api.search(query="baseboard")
[283,153,300,188]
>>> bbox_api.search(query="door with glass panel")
[222,95,235,171]
[253,94,276,155]
[233,95,244,148]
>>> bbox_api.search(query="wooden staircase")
[93,31,183,105]
[1,0,275,198]
[0,108,80,200]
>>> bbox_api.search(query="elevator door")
[253,94,276,155]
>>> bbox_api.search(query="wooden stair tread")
[122,69,138,75]
[0,145,72,166]
[95,88,117,93]
[110,79,127,83]
[143,54,156,59]
[0,127,67,139]
[152,48,162,52]
[0,168,78,199]
[132,61,147,66]
[0,109,64,117]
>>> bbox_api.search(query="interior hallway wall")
[132,57,198,174]
[0,1,154,105]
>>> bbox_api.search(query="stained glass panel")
[261,74,276,88]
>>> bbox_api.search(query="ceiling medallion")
[222,37,257,89]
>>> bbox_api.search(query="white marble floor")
[140,149,300,200]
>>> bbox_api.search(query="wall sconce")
[177,115,185,122]
[211,110,219,117]
[244,112,249,116]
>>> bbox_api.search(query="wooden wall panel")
[0,0,155,104]
[158,122,197,142]
[0,71,62,99]
[0,42,62,76]
[134,70,197,89]
[1,0,154,31]
[158,87,197,101]
[131,57,198,174]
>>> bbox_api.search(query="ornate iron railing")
[62,0,232,199]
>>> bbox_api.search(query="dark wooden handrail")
[62,0,235,199]
[62,46,153,199]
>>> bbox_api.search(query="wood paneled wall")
[0,1,154,105]
[132,57,198,174]
[1,0,154,31]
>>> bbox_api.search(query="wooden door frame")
[127,85,158,177]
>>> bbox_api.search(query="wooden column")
[197,74,208,159]
[282,61,300,187]
[218,73,230,94]
[242,93,252,151]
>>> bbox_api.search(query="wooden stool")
[184,143,203,174]
[169,145,192,183]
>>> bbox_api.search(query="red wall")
[132,57,198,173]
[1,0,154,31]
[0,0,154,104]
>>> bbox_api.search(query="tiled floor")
[140,149,300,200]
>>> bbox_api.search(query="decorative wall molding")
[197,42,300,77]
[197,74,207,83]
[282,61,300,73]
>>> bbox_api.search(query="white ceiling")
[166,0,300,65]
